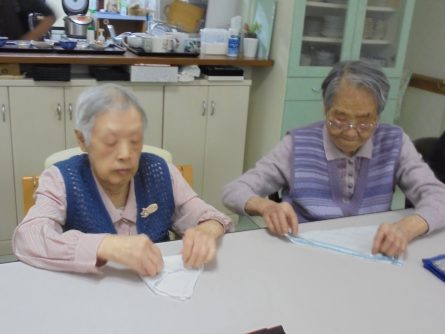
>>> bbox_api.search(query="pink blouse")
[13,163,233,274]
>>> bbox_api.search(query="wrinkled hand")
[97,234,164,277]
[261,201,299,236]
[372,215,429,257]
[182,220,223,268]
[372,223,409,257]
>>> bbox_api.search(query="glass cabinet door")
[288,0,358,76]
[351,0,415,76]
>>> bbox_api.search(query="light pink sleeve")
[168,163,234,235]
[12,166,107,274]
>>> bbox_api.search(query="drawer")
[285,77,400,101]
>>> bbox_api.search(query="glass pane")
[300,0,349,67]
[359,0,404,68]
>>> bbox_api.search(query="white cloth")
[286,225,403,266]
[140,255,203,301]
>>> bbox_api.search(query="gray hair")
[321,60,390,115]
[74,84,147,144]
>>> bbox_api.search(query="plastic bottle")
[227,28,240,57]
[97,28,105,44]
[87,25,95,43]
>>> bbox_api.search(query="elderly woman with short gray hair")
[13,84,232,276]
[223,60,445,257]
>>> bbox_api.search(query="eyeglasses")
[327,118,376,132]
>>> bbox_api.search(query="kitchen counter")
[0,51,273,67]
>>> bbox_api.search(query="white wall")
[244,0,294,169]
[46,0,65,27]
[397,0,445,140]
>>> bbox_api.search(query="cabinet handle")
[201,101,207,116]
[311,87,321,93]
[57,103,62,121]
[68,103,73,120]
[1,104,5,122]
[210,101,216,116]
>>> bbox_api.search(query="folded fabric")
[286,225,402,266]
[140,255,203,301]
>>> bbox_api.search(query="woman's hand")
[182,220,224,268]
[245,197,299,236]
[97,234,164,276]
[372,214,429,257]
[262,201,299,236]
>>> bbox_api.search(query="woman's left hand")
[372,214,429,257]
[181,220,224,268]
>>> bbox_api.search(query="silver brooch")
[140,203,158,218]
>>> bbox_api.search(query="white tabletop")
[1,209,444,334]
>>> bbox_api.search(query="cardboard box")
[0,64,21,76]
[129,65,178,82]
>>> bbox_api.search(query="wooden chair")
[22,145,193,215]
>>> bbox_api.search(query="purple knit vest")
[284,121,402,223]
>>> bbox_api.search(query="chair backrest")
[22,146,192,215]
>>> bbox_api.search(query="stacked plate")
[304,17,323,36]
[314,50,336,66]
[321,16,345,38]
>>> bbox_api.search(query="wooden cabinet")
[0,88,17,255]
[163,84,250,213]
[10,87,67,221]
[281,0,415,134]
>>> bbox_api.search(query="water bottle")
[227,28,240,57]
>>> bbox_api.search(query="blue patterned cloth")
[56,153,174,242]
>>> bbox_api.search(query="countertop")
[0,51,273,67]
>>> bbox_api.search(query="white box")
[129,65,178,82]
[200,28,229,55]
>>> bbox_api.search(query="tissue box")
[129,65,178,82]
[200,28,229,55]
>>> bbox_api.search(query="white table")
[1,209,444,334]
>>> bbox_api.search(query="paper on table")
[140,255,203,301]
[286,225,403,266]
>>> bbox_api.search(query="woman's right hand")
[245,197,299,236]
[97,234,164,276]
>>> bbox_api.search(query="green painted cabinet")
[282,0,415,135]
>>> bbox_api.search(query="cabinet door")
[163,86,208,195]
[204,86,250,213]
[351,0,415,77]
[0,88,17,255]
[10,87,65,221]
[132,85,164,148]
[288,0,360,77]
[65,87,86,148]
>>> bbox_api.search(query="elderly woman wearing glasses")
[223,60,445,257]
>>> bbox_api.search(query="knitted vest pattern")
[288,121,402,223]
[56,153,174,242]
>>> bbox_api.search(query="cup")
[151,35,177,53]
[127,34,143,49]
[243,37,258,58]
[183,37,201,54]
[141,35,153,52]
[170,32,189,53]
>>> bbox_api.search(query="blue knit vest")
[284,121,402,223]
[55,153,174,242]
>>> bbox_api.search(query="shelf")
[306,1,347,10]
[361,39,391,45]
[0,51,274,67]
[94,12,147,21]
[366,6,396,13]
[302,36,342,44]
